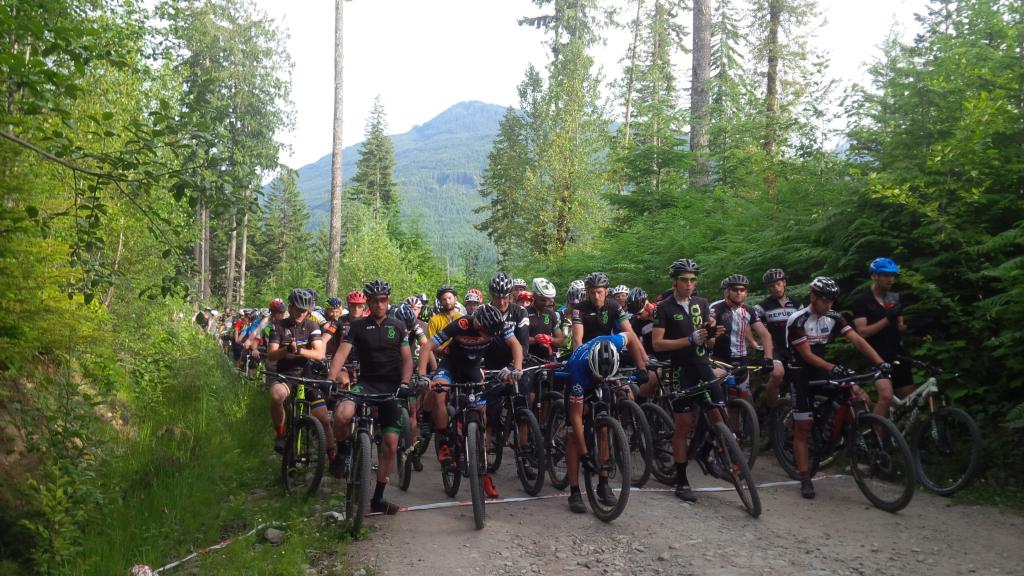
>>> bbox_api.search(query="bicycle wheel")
[438,425,462,498]
[769,399,801,480]
[397,407,414,492]
[727,397,760,470]
[488,402,512,473]
[544,401,569,490]
[712,422,761,518]
[616,399,653,487]
[281,415,326,498]
[847,412,915,513]
[345,431,372,535]
[642,403,676,485]
[911,406,981,496]
[513,408,546,496]
[583,415,631,523]
[467,421,486,530]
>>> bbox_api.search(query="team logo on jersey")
[673,313,684,320]
[543,315,550,325]
[458,317,470,330]
[601,310,609,324]
[385,325,396,339]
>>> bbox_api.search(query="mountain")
[292,100,506,263]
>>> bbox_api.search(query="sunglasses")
[729,286,747,292]
[675,276,697,283]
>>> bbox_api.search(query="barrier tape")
[137,474,847,574]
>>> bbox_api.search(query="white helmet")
[532,277,556,299]
[588,339,620,380]
[610,284,629,296]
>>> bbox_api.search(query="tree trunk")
[689,0,711,189]
[622,0,643,146]
[238,201,249,308]
[194,199,203,303]
[202,204,211,301]
[326,0,346,296]
[225,212,237,308]
[764,0,782,199]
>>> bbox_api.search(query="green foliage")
[350,96,399,224]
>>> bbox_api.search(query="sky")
[252,0,930,170]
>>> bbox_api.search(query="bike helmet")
[567,280,586,306]
[393,302,417,330]
[415,293,429,306]
[347,290,367,304]
[610,284,629,296]
[490,272,514,296]
[723,274,749,287]
[588,339,620,380]
[512,278,528,290]
[762,268,786,285]
[474,303,506,335]
[436,284,457,299]
[326,296,344,309]
[404,296,422,310]
[532,277,556,299]
[869,257,900,274]
[288,288,316,311]
[269,298,286,313]
[809,276,840,300]
[669,258,700,277]
[626,287,648,314]
[516,291,534,304]
[363,279,391,297]
[464,288,483,303]
[584,272,610,289]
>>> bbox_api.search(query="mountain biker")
[610,285,629,311]
[786,276,893,499]
[651,259,725,503]
[753,268,800,408]
[626,287,661,400]
[851,257,913,406]
[558,280,585,357]
[327,279,412,514]
[571,272,649,378]
[710,274,776,401]
[464,288,483,316]
[527,277,563,361]
[428,284,464,358]
[511,277,528,300]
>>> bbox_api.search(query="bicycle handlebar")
[808,369,884,387]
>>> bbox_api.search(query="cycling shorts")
[666,363,722,414]
[347,384,404,435]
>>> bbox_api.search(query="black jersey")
[754,296,802,358]
[268,317,323,376]
[710,300,762,359]
[344,315,409,390]
[484,304,529,369]
[572,300,628,344]
[785,308,853,366]
[527,307,559,359]
[434,316,515,369]
[850,290,903,361]
[653,296,712,367]
[629,314,655,356]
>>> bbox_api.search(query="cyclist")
[347,290,368,319]
[416,303,524,499]
[626,287,661,400]
[753,269,800,408]
[511,277,529,300]
[428,284,463,340]
[464,288,484,316]
[267,289,331,458]
[651,259,725,503]
[393,301,431,470]
[558,280,585,357]
[527,277,563,361]
[787,276,893,499]
[610,284,630,311]
[319,297,348,366]
[852,258,912,407]
[710,274,776,401]
[571,273,649,374]
[327,279,411,514]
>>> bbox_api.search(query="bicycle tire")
[616,399,653,487]
[544,401,569,490]
[911,406,981,496]
[848,412,915,513]
[583,415,631,523]
[769,399,802,480]
[397,407,413,492]
[281,415,326,498]
[712,421,761,518]
[727,397,760,470]
[642,402,676,485]
[346,431,372,535]
[439,426,462,498]
[488,402,512,473]
[467,421,486,530]
[513,408,547,496]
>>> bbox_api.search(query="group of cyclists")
[207,255,912,517]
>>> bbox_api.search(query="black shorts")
[788,365,826,421]
[349,383,404,435]
[891,359,914,390]
[273,376,327,411]
[666,363,722,414]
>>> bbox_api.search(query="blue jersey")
[557,333,628,400]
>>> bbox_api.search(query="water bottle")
[726,375,736,388]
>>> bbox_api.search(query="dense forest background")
[1,0,1023,574]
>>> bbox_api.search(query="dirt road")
[346,451,1023,576]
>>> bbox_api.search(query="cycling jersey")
[527,307,559,359]
[432,316,515,382]
[268,317,322,376]
[483,304,529,370]
[785,308,852,363]
[710,300,762,359]
[628,314,655,356]
[571,300,628,344]
[653,296,712,367]
[557,333,628,402]
[428,308,462,352]
[850,291,902,360]
[344,315,409,393]
[754,296,802,360]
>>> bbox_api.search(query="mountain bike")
[889,358,982,495]
[710,359,763,470]
[603,367,655,487]
[485,365,548,496]
[270,372,328,499]
[769,367,916,512]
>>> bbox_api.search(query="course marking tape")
[145,474,847,573]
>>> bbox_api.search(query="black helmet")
[809,276,840,300]
[584,272,609,289]
[288,288,316,311]
[436,284,457,299]
[626,287,648,314]
[588,339,620,379]
[393,302,417,330]
[474,303,506,335]
[363,279,392,297]
[762,268,786,285]
[723,274,749,288]
[490,272,513,297]
[669,259,700,277]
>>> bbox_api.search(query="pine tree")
[350,96,398,224]
[475,106,532,266]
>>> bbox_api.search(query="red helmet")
[269,298,286,313]
[347,290,367,304]
[465,289,483,303]
[516,291,534,304]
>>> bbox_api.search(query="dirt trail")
[347,455,1023,576]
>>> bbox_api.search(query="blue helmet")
[869,257,900,275]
